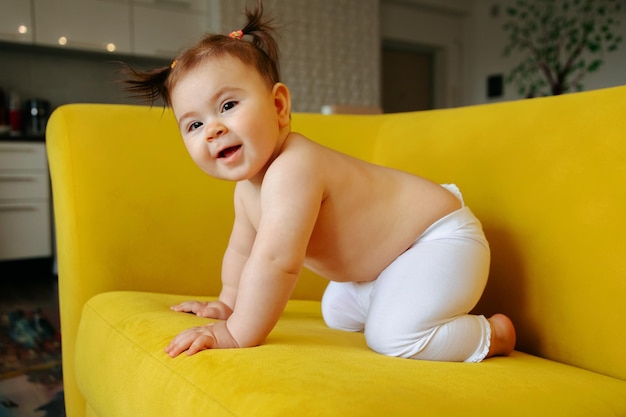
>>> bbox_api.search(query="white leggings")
[321,185,491,362]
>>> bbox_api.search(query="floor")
[0,257,65,417]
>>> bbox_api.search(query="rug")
[0,270,65,417]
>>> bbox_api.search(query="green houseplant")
[502,0,623,97]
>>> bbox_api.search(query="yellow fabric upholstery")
[47,86,626,417]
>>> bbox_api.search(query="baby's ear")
[272,83,291,127]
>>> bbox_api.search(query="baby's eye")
[188,121,203,132]
[222,101,237,112]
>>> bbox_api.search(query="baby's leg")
[365,208,496,362]
[322,281,370,332]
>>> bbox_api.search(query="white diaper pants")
[321,185,491,362]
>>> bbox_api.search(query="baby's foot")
[486,314,516,358]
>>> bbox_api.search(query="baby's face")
[170,56,285,183]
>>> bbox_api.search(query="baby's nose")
[206,124,227,141]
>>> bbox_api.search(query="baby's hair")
[123,0,280,107]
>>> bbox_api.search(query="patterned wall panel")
[220,0,380,113]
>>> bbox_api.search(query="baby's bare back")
[294,134,462,283]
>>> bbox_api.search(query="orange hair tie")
[229,30,244,39]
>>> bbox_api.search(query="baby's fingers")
[164,334,190,357]
[170,301,207,314]
[171,300,232,319]
[165,326,216,357]
[187,334,216,355]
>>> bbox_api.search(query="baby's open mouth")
[218,145,242,158]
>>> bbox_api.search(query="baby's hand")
[165,321,239,357]
[170,300,233,320]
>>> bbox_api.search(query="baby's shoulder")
[260,133,329,191]
[281,132,319,155]
[269,133,325,173]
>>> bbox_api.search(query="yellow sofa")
[47,86,626,417]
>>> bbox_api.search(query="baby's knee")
[321,283,366,332]
[321,297,349,330]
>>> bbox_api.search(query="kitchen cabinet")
[1,0,217,58]
[0,0,34,43]
[0,141,52,261]
[33,0,132,54]
[132,0,218,58]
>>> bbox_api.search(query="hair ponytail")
[240,0,281,83]
[122,64,172,106]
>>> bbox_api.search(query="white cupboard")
[132,0,217,58]
[1,0,218,57]
[0,0,34,43]
[33,0,132,54]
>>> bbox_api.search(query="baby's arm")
[223,158,324,348]
[167,149,323,355]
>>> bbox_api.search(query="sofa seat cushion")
[76,291,626,417]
